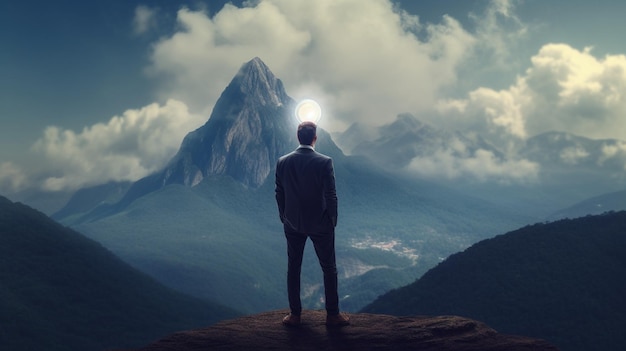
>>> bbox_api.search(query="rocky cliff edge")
[127,310,559,351]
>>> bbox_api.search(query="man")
[275,121,350,327]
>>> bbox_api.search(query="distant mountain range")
[0,195,238,351]
[362,210,626,351]
[51,58,532,314]
[335,113,626,218]
[548,189,626,220]
[339,113,502,170]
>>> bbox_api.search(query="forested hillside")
[363,211,626,351]
[0,196,238,351]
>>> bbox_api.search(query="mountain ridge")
[362,210,626,351]
[548,188,626,220]
[0,195,239,351]
[336,114,626,217]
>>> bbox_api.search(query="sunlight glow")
[295,99,322,124]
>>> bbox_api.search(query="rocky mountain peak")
[62,57,344,220]
[161,57,298,188]
[232,56,288,106]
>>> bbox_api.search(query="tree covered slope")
[363,211,626,351]
[0,196,238,351]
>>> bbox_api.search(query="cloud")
[436,43,626,144]
[471,0,528,67]
[8,0,491,193]
[429,40,626,182]
[141,0,544,184]
[0,162,28,193]
[599,141,626,170]
[19,0,625,192]
[133,5,158,35]
[407,148,539,184]
[524,44,626,140]
[560,146,590,165]
[147,0,476,131]
[32,99,204,191]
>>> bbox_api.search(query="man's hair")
[297,122,317,145]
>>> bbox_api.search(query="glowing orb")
[295,99,322,124]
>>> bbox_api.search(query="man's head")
[297,121,317,146]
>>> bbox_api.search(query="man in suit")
[275,121,350,327]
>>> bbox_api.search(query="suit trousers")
[284,229,339,316]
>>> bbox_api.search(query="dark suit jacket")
[275,146,338,234]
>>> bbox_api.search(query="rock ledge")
[130,310,559,351]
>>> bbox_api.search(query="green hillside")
[362,211,626,351]
[0,196,239,351]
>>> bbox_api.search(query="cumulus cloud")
[17,0,625,191]
[147,0,476,131]
[429,42,626,181]
[5,0,492,193]
[524,45,626,140]
[31,100,204,191]
[437,44,626,144]
[144,0,548,183]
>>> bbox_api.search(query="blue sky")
[2,0,626,194]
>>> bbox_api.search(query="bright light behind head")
[295,99,322,124]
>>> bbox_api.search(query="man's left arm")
[324,158,338,227]
[275,165,285,223]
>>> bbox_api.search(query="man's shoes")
[282,313,301,327]
[326,313,350,327]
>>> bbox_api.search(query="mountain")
[60,57,298,223]
[159,56,297,189]
[337,116,626,219]
[9,187,74,216]
[331,121,378,155]
[547,188,626,220]
[51,181,131,222]
[53,57,531,315]
[0,195,238,351]
[349,113,503,170]
[521,131,626,171]
[362,211,626,351]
